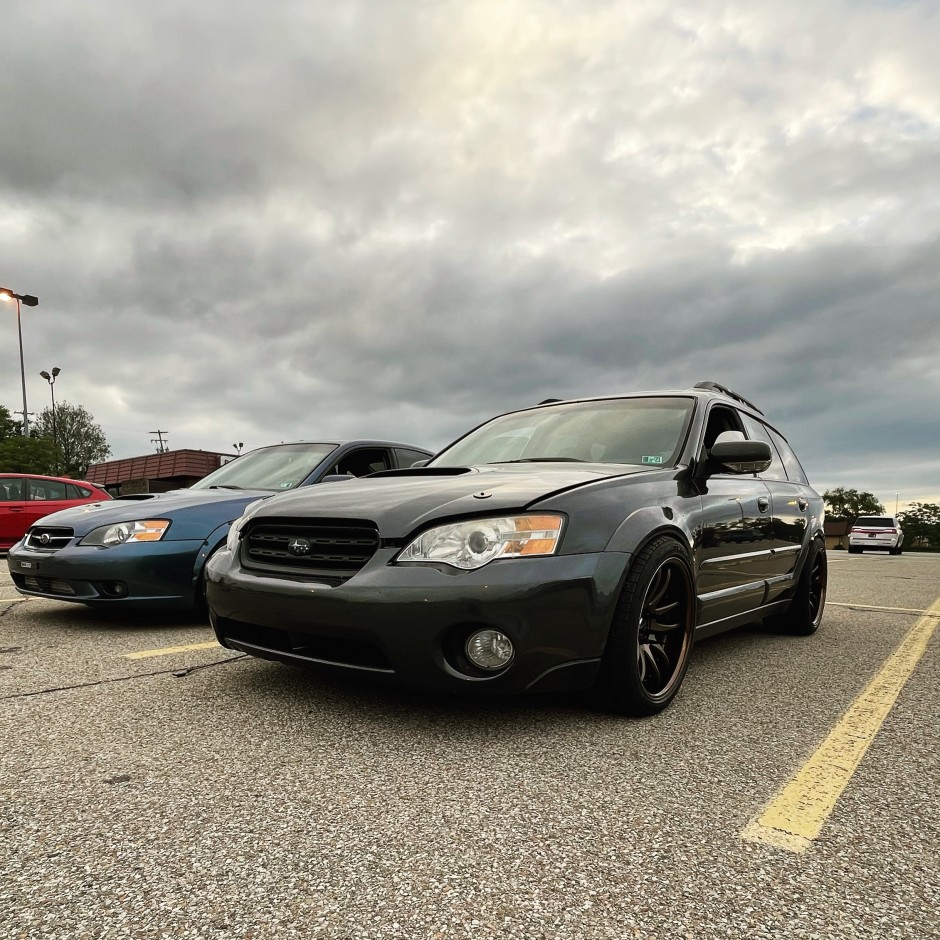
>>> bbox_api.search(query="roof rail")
[693,381,764,415]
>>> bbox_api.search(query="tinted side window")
[769,429,809,485]
[740,415,788,482]
[28,478,68,500]
[1,478,23,501]
[334,448,391,477]
[67,484,92,498]
[395,448,430,468]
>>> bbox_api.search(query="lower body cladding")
[6,539,208,608]
[206,548,631,695]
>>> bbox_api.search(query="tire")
[847,545,860,555]
[594,536,695,716]
[767,539,827,636]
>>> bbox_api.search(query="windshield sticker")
[642,456,664,465]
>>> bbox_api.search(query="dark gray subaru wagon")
[206,382,827,715]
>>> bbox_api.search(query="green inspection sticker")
[641,455,664,464]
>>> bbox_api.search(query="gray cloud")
[2,0,939,510]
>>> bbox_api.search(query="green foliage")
[31,401,111,477]
[0,434,58,474]
[1,400,112,477]
[0,404,19,442]
[823,487,884,521]
[898,502,940,551]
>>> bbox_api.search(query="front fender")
[605,505,695,555]
[191,521,233,583]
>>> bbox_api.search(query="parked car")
[206,382,827,715]
[848,516,904,555]
[6,440,432,609]
[1,474,111,551]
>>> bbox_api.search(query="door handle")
[758,497,770,513]
[797,497,808,511]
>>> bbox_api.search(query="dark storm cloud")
[2,0,939,510]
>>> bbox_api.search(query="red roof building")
[86,449,233,495]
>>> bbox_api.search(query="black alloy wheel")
[595,536,695,716]
[768,538,827,636]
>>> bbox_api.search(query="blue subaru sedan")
[6,439,431,610]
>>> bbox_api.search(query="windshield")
[190,442,339,491]
[432,397,694,468]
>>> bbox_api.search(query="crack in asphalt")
[0,653,248,701]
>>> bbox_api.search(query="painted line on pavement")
[125,641,221,660]
[828,601,939,617]
[742,594,940,853]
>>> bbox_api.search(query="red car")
[0,473,111,550]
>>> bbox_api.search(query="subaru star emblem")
[287,537,312,556]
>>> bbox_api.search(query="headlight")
[397,514,564,570]
[225,499,266,552]
[81,519,170,547]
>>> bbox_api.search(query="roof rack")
[694,381,764,415]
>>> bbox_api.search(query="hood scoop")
[369,467,476,478]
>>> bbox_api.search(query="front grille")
[25,527,74,552]
[242,519,379,583]
[220,618,392,672]
[19,575,76,596]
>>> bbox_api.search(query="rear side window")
[67,484,92,498]
[395,448,430,468]
[27,478,68,501]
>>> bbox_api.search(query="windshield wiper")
[491,457,588,463]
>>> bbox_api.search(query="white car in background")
[848,516,904,555]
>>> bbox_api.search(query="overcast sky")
[1,0,938,511]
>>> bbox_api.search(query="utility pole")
[150,430,169,453]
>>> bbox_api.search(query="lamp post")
[0,287,40,437]
[40,367,61,468]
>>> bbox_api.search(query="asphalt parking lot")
[1,552,938,940]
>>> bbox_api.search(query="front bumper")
[206,546,630,694]
[6,538,208,607]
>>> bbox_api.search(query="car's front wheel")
[594,536,695,717]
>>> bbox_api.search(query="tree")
[823,487,884,522]
[0,404,18,441]
[898,502,940,551]
[31,401,111,477]
[0,434,58,474]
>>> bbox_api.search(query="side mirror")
[321,474,357,484]
[708,433,772,474]
[410,459,429,468]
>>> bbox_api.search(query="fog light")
[465,629,514,671]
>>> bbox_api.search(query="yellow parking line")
[742,595,940,853]
[125,641,221,660]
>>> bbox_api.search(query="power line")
[150,430,169,453]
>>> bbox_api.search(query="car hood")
[248,464,651,538]
[28,487,276,536]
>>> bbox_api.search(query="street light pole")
[40,367,61,469]
[0,287,40,437]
